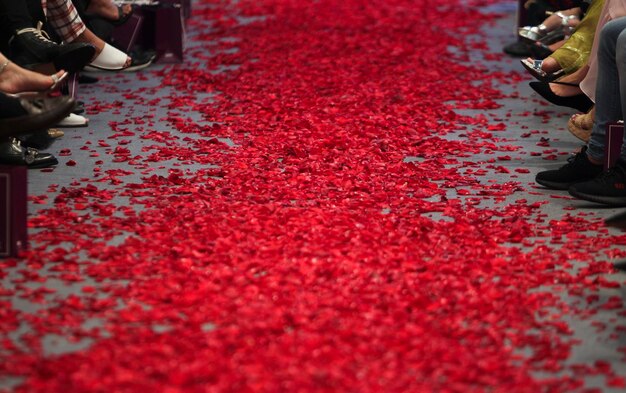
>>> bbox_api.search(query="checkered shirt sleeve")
[42,0,86,42]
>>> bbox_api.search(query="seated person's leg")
[46,0,131,69]
[585,18,626,165]
[535,17,626,191]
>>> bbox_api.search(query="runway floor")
[2,0,626,391]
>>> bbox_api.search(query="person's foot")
[0,61,65,94]
[548,82,582,97]
[529,81,593,112]
[525,56,560,74]
[535,146,603,190]
[9,24,96,73]
[569,160,626,206]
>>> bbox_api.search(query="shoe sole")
[0,156,58,169]
[28,156,59,169]
[535,178,572,190]
[121,60,153,72]
[568,188,626,206]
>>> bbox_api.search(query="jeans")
[588,16,626,161]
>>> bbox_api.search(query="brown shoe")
[0,93,75,138]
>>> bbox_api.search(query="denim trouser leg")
[587,18,626,162]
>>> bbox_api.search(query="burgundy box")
[155,4,185,63]
[111,13,144,53]
[112,1,186,64]
[605,122,624,170]
[0,166,27,258]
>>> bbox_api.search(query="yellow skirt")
[551,0,604,74]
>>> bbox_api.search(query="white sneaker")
[56,113,89,127]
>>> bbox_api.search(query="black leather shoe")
[0,93,76,138]
[529,81,594,112]
[0,138,58,168]
[9,24,96,73]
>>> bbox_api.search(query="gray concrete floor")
[2,1,626,391]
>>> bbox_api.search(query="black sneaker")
[568,161,626,206]
[535,146,603,190]
[122,49,156,72]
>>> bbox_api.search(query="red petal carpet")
[2,0,626,391]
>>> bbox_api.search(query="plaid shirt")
[41,0,86,42]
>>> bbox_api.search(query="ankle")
[76,29,106,53]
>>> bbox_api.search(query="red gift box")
[0,166,27,258]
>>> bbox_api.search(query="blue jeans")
[588,17,626,162]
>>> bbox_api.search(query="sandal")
[49,71,68,91]
[87,43,130,71]
[520,58,565,82]
[567,107,595,142]
[518,12,578,43]
[518,25,549,43]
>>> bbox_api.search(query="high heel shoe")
[518,12,577,43]
[521,58,565,82]
[529,81,593,112]
[49,71,68,91]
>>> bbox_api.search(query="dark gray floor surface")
[2,1,626,391]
